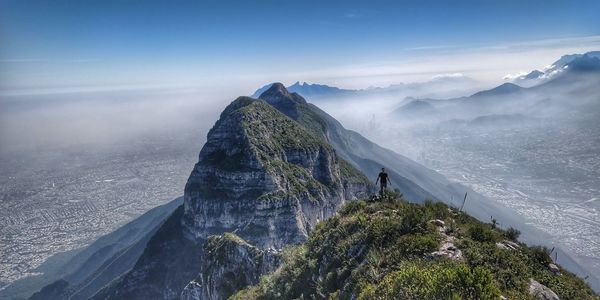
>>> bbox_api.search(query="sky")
[1,0,600,94]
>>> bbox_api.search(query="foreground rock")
[180,233,279,300]
[529,278,560,300]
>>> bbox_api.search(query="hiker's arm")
[375,177,379,184]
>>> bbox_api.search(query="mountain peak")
[258,82,306,104]
[260,82,289,98]
[183,97,369,249]
[471,82,523,98]
[524,70,544,79]
[258,83,307,119]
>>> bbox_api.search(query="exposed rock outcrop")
[529,278,560,300]
[180,233,279,300]
[182,96,368,249]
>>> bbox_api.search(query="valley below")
[375,115,600,287]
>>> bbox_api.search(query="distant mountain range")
[508,51,600,87]
[251,81,354,98]
[393,51,600,120]
[252,75,480,101]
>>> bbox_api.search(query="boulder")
[529,278,559,300]
[549,263,560,275]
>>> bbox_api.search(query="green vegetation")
[295,101,329,138]
[231,190,598,300]
[338,159,370,185]
[358,260,500,300]
[238,100,330,153]
[223,99,370,202]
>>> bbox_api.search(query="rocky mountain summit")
[91,85,373,299]
[182,93,369,249]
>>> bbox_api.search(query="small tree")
[505,227,521,241]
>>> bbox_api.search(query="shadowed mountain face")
[20,197,183,300]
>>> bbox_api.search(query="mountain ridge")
[90,85,373,300]
[232,192,598,299]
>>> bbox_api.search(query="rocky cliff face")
[181,95,367,249]
[94,87,372,300]
[180,233,279,300]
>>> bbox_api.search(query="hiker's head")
[381,168,385,172]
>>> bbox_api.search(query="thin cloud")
[288,34,600,88]
[405,45,460,51]
[0,59,47,63]
[503,72,528,80]
[432,73,465,79]
[0,58,99,64]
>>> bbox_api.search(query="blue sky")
[1,0,600,93]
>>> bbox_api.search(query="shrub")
[423,200,449,220]
[368,216,404,248]
[459,240,530,292]
[468,223,499,243]
[400,205,428,234]
[505,227,521,241]
[528,246,553,266]
[357,261,501,300]
[340,200,366,216]
[379,188,403,203]
[393,234,440,258]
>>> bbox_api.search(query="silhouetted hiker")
[375,168,390,196]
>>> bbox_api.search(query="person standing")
[375,168,390,196]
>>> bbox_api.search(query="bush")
[339,200,367,216]
[382,188,403,202]
[423,200,449,220]
[368,216,404,248]
[529,246,553,266]
[505,227,521,241]
[357,260,501,300]
[459,240,530,292]
[392,234,440,258]
[400,205,428,234]
[468,223,499,243]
